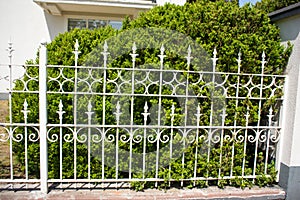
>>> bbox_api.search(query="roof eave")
[269,2,300,22]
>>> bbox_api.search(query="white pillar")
[39,40,48,194]
[277,20,300,199]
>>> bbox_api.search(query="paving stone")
[0,185,285,200]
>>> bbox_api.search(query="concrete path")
[0,185,285,200]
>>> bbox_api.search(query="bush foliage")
[12,0,291,190]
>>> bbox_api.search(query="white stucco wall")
[157,0,186,6]
[0,0,67,92]
[0,0,67,64]
[276,14,300,166]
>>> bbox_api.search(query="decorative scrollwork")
[47,127,59,142]
[147,131,158,143]
[91,128,103,143]
[248,129,258,143]
[258,129,268,143]
[28,127,40,142]
[76,128,87,143]
[0,126,10,142]
[11,127,24,142]
[159,129,170,143]
[104,128,116,143]
[185,129,196,144]
[270,129,280,143]
[132,129,143,143]
[211,129,221,144]
[234,129,246,143]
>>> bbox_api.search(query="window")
[68,18,122,31]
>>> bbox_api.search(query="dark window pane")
[88,19,107,30]
[68,19,87,31]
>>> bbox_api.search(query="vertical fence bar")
[86,101,94,181]
[242,107,250,177]
[206,48,218,183]
[253,52,266,181]
[193,105,201,186]
[101,41,109,183]
[114,101,121,186]
[155,45,165,187]
[22,100,30,180]
[169,104,175,187]
[39,40,48,193]
[181,45,192,187]
[142,102,150,180]
[264,107,273,174]
[73,40,80,184]
[218,108,226,184]
[6,40,14,182]
[129,43,138,180]
[57,100,65,183]
[231,51,242,178]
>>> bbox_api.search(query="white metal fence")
[0,41,285,193]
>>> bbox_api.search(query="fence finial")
[114,101,122,122]
[261,51,267,73]
[196,104,201,116]
[130,42,138,64]
[104,41,108,52]
[21,99,30,120]
[158,44,166,69]
[211,47,218,73]
[220,107,227,125]
[142,102,150,124]
[171,104,175,115]
[186,45,193,70]
[6,39,14,64]
[268,107,274,125]
[101,41,110,67]
[73,39,81,66]
[237,51,242,73]
[85,100,94,123]
[56,100,65,121]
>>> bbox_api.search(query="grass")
[0,100,24,179]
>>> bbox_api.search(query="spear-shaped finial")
[261,51,267,73]
[73,39,81,66]
[6,39,14,64]
[85,100,94,124]
[237,51,242,73]
[22,99,30,120]
[56,100,65,121]
[186,45,193,69]
[104,41,108,52]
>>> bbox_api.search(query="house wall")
[0,0,67,64]
[277,14,300,168]
[274,13,300,200]
[157,0,185,6]
[0,0,187,65]
[0,0,66,95]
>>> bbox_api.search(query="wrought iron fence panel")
[0,40,285,192]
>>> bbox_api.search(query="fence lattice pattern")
[0,41,285,192]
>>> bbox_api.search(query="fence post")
[39,40,48,193]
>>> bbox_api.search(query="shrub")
[12,0,291,189]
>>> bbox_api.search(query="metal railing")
[0,41,285,193]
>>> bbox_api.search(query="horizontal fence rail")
[0,41,285,192]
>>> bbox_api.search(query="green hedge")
[11,0,291,190]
